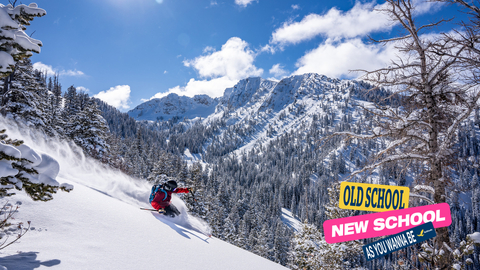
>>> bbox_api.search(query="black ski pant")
[165,204,180,217]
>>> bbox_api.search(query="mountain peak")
[128,94,218,121]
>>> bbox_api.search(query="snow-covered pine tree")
[273,219,291,266]
[418,231,480,269]
[39,74,64,137]
[0,58,47,130]
[177,163,189,186]
[234,219,248,250]
[182,161,207,217]
[315,182,362,269]
[32,68,51,129]
[0,129,72,201]
[208,199,226,238]
[63,85,78,120]
[473,172,480,232]
[253,224,272,259]
[129,128,149,178]
[147,151,176,183]
[52,74,62,108]
[67,99,110,159]
[222,216,237,244]
[288,220,322,270]
[0,3,45,78]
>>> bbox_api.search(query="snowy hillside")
[203,73,376,156]
[128,93,218,121]
[0,119,287,270]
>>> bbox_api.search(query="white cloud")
[94,85,131,110]
[291,4,300,10]
[203,46,216,54]
[150,37,263,99]
[61,69,84,76]
[270,1,443,50]
[152,77,237,99]
[293,38,397,79]
[33,62,55,75]
[269,64,288,79]
[76,86,90,93]
[235,0,257,7]
[271,2,391,48]
[184,37,263,80]
[414,0,443,14]
[270,0,443,79]
[33,62,85,77]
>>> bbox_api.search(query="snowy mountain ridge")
[128,93,218,121]
[129,73,375,157]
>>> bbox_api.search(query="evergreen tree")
[315,182,362,269]
[0,129,72,201]
[0,3,46,78]
[235,219,249,250]
[222,216,237,244]
[253,224,271,259]
[63,85,78,119]
[273,219,291,266]
[147,151,176,183]
[47,77,53,92]
[67,99,110,158]
[288,221,322,270]
[0,58,47,130]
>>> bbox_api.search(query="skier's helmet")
[164,180,177,191]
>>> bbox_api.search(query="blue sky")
[24,0,462,111]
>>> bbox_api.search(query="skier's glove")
[187,187,194,193]
[157,208,166,214]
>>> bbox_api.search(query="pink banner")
[323,203,451,244]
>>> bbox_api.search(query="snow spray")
[170,194,212,236]
[0,117,152,206]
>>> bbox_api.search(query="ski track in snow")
[0,118,287,270]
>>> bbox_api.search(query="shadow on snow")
[0,252,61,270]
[152,213,211,243]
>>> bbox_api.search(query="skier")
[149,180,191,217]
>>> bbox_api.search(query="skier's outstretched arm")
[173,188,190,194]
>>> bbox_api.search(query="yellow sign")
[339,182,409,212]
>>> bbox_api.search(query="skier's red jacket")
[151,188,189,210]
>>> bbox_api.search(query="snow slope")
[0,119,287,270]
[280,208,301,232]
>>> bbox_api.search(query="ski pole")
[190,188,197,202]
[191,191,197,202]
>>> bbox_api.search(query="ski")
[140,207,158,211]
[140,207,166,214]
